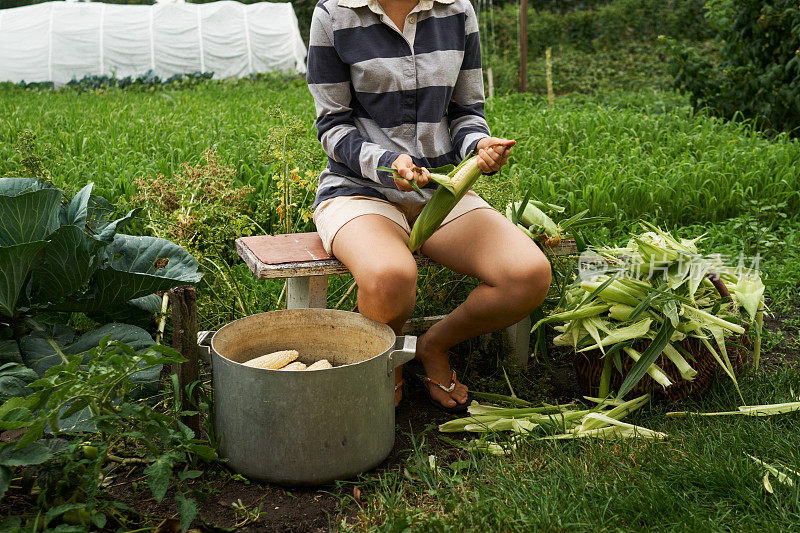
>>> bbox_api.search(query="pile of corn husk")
[536,223,765,400]
[439,393,664,455]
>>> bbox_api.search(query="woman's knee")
[356,260,418,316]
[503,257,552,309]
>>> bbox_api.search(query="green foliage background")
[666,0,800,135]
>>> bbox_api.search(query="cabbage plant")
[0,177,202,381]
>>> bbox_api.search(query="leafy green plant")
[485,0,709,63]
[0,337,215,530]
[0,177,201,379]
[259,106,319,235]
[12,130,51,182]
[664,0,800,135]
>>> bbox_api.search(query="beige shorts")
[313,191,493,254]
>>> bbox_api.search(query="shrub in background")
[664,0,800,136]
[486,0,709,60]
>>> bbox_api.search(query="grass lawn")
[1,76,800,530]
[344,358,800,531]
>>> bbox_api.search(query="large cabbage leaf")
[56,235,202,313]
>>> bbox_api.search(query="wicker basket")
[573,276,750,403]
[574,336,748,402]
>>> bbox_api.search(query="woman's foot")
[394,366,405,408]
[415,333,469,409]
[394,377,404,407]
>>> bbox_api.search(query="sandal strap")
[422,371,457,393]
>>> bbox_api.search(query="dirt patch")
[106,474,346,532]
[759,300,800,369]
[99,377,456,532]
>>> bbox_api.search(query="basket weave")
[574,336,748,402]
[572,276,750,403]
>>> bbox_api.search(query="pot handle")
[387,335,417,376]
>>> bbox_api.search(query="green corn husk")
[683,305,746,335]
[577,318,653,352]
[733,273,765,322]
[438,393,663,453]
[507,201,560,237]
[753,302,764,370]
[624,346,673,389]
[663,343,697,381]
[532,303,611,330]
[747,454,799,493]
[667,399,800,418]
[406,155,482,252]
[540,424,666,441]
[543,413,667,441]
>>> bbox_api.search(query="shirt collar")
[338,0,454,11]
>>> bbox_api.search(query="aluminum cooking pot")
[211,308,416,485]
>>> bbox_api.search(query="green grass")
[0,76,321,203]
[3,79,800,325]
[481,91,800,229]
[5,79,799,232]
[3,73,800,532]
[344,368,800,531]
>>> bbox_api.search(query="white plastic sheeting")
[0,1,307,84]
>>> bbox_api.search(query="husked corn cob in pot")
[307,359,333,371]
[243,349,299,369]
[280,361,308,371]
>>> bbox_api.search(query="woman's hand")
[392,154,430,192]
[475,137,516,173]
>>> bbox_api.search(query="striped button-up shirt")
[307,0,491,208]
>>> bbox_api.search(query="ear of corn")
[306,359,333,371]
[243,349,299,369]
[507,201,560,237]
[279,361,307,371]
[406,154,484,252]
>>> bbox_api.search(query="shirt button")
[408,15,416,24]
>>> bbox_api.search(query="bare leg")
[331,215,417,406]
[417,208,552,408]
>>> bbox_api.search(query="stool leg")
[287,275,328,309]
[505,316,532,366]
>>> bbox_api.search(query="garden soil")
[106,377,459,532]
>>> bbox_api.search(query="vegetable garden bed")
[1,77,800,530]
